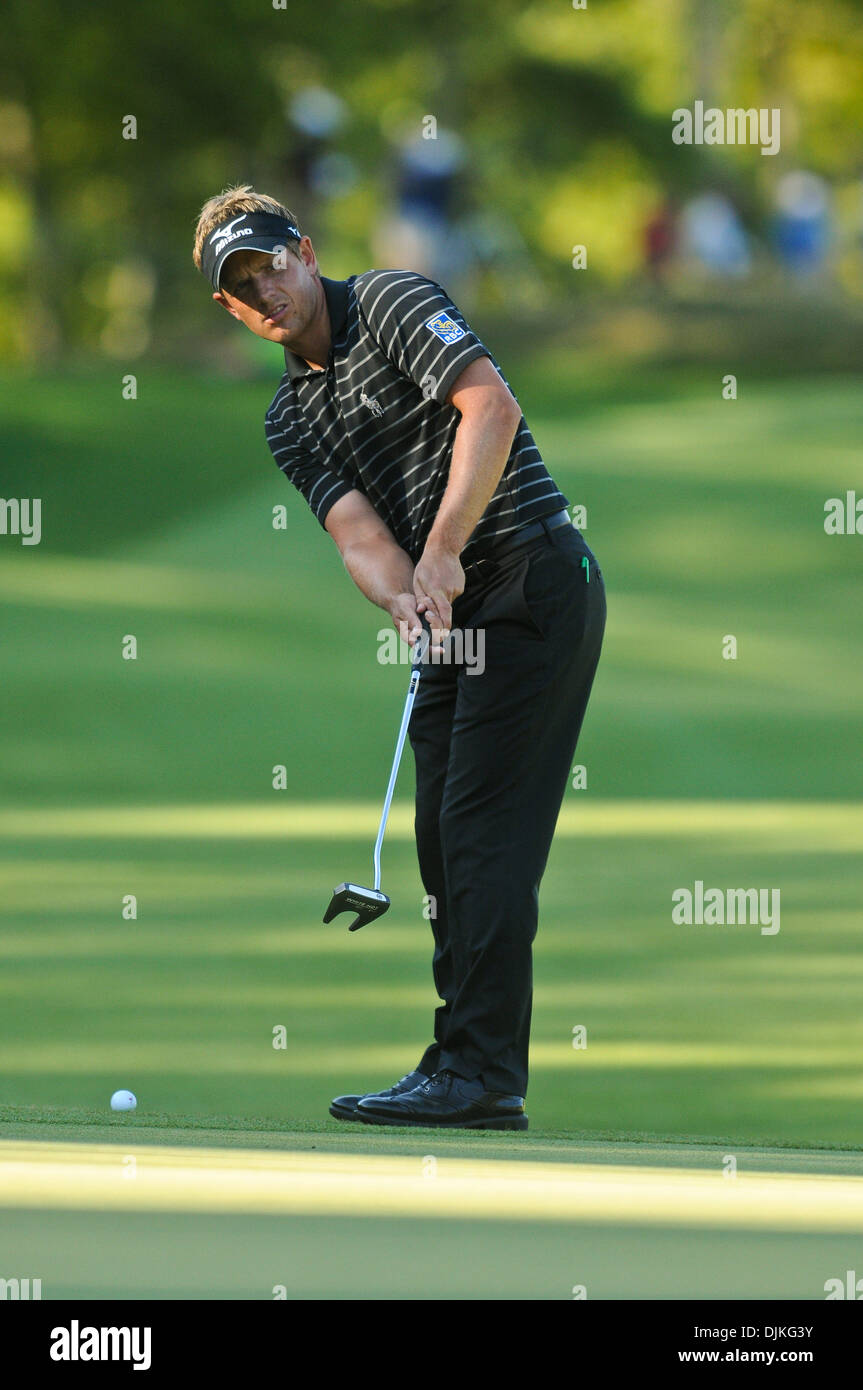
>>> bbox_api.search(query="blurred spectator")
[285,86,357,212]
[680,192,751,277]
[772,171,831,275]
[372,126,475,285]
[643,199,678,284]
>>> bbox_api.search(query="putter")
[323,616,432,931]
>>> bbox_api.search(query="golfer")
[194,185,606,1130]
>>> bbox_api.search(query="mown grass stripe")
[0,800,861,845]
[1,1139,862,1231]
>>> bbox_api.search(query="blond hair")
[192,184,302,270]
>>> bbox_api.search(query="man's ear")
[213,291,241,320]
[298,237,317,274]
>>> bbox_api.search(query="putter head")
[323,882,390,932]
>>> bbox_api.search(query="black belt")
[463,508,572,575]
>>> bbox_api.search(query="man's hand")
[389,590,447,656]
[413,544,465,635]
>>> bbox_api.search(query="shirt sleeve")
[355,269,490,406]
[265,411,354,529]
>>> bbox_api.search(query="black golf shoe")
[356,1069,528,1130]
[329,1069,428,1122]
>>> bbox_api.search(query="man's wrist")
[384,587,415,620]
[422,529,465,561]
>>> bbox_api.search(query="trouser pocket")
[518,534,605,645]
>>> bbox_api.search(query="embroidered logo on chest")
[360,391,384,419]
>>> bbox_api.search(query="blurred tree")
[0,0,862,361]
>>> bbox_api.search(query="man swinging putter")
[194,184,606,1130]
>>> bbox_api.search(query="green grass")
[5,1113,863,1170]
[7,1205,858,1299]
[3,369,863,804]
[1,366,862,1149]
[2,1128,861,1299]
[0,824,861,1144]
[2,365,861,1299]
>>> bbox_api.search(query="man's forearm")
[324,489,444,645]
[412,398,521,629]
[424,400,521,557]
[341,535,416,614]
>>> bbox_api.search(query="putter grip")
[413,612,432,667]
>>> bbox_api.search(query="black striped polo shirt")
[264,268,568,566]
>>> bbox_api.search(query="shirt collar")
[283,276,349,381]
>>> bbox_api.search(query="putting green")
[3,1137,863,1232]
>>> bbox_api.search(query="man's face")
[214,237,321,345]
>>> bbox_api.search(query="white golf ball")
[110,1089,137,1112]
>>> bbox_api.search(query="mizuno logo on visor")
[211,217,253,254]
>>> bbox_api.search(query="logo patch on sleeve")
[424,311,466,345]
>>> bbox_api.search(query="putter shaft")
[372,629,430,889]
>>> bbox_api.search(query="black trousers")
[409,521,606,1097]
